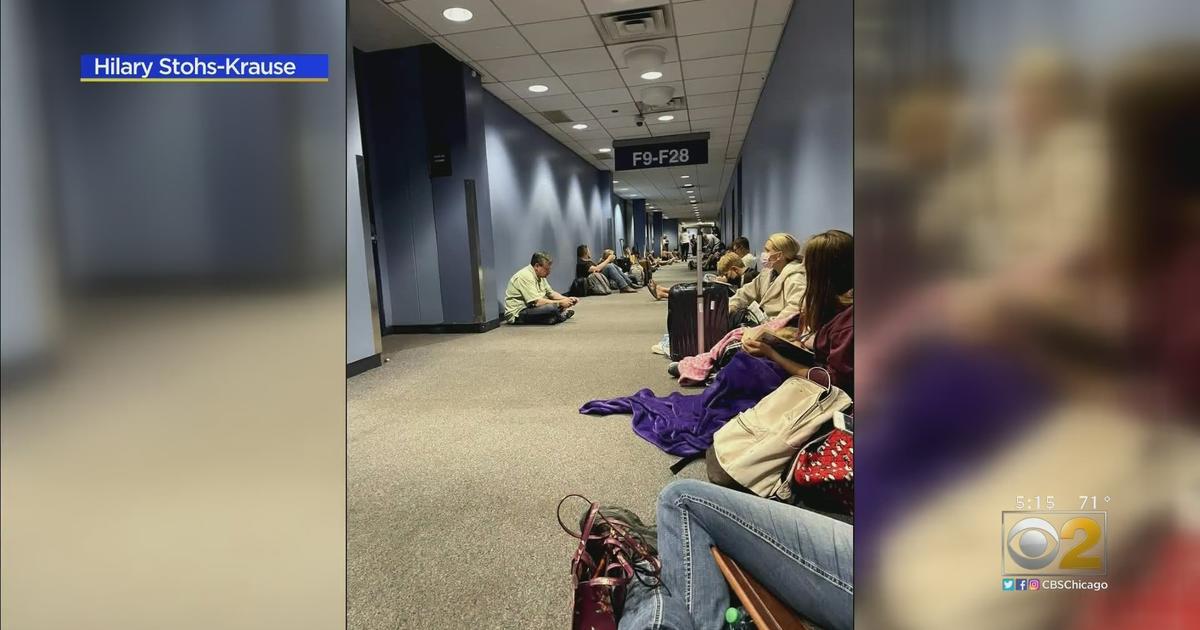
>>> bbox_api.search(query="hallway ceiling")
[378,0,791,220]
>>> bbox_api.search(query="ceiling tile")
[684,91,737,108]
[649,122,691,135]
[560,107,594,121]
[542,47,615,74]
[573,129,615,140]
[517,17,604,53]
[600,115,642,128]
[690,118,729,132]
[492,0,588,25]
[477,54,554,81]
[681,55,744,79]
[678,29,750,60]
[562,69,627,92]
[589,102,641,118]
[689,105,736,120]
[618,62,683,86]
[444,27,535,60]
[740,71,767,91]
[737,88,761,104]
[753,0,793,26]
[483,82,521,100]
[526,93,586,111]
[507,99,536,113]
[684,74,741,95]
[673,0,755,36]
[556,119,599,131]
[747,25,784,53]
[582,0,662,14]
[742,51,774,73]
[503,76,571,97]
[608,38,678,67]
[577,87,634,106]
[399,0,512,35]
[733,103,756,119]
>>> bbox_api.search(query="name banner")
[81,54,329,82]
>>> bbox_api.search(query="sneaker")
[559,309,575,322]
[667,362,680,377]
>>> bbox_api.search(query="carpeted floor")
[348,262,706,630]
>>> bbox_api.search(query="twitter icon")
[1002,579,1015,591]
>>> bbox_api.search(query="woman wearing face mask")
[728,233,807,323]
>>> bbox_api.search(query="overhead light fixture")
[598,147,612,153]
[442,7,474,22]
[572,123,588,130]
[624,45,668,75]
[641,85,674,107]
[657,114,675,122]
[528,84,549,93]
[680,175,690,179]
[640,71,663,80]
[612,180,619,183]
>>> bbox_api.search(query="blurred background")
[854,0,1199,628]
[1,1,346,628]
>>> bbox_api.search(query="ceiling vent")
[593,6,674,45]
[637,96,687,114]
[541,110,572,124]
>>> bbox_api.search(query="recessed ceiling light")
[657,114,675,122]
[612,180,619,183]
[680,175,690,179]
[528,84,549,93]
[641,71,664,80]
[598,147,612,153]
[442,7,474,22]
[683,183,694,187]
[572,123,589,130]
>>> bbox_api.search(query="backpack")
[586,272,611,295]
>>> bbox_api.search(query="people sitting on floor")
[728,233,807,325]
[576,245,637,294]
[625,247,647,287]
[742,229,854,393]
[587,480,851,630]
[731,236,758,277]
[503,252,577,325]
[645,251,745,301]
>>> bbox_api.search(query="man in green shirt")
[504,252,577,324]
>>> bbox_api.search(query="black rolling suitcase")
[667,282,731,361]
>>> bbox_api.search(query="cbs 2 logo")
[1005,513,1105,573]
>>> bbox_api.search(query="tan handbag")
[712,368,853,497]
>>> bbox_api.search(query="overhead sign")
[614,132,709,171]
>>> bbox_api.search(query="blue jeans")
[602,265,631,290]
[513,303,563,324]
[619,480,853,630]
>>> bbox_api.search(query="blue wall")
[482,92,612,311]
[631,200,647,254]
[357,47,445,326]
[651,212,663,254]
[724,0,853,247]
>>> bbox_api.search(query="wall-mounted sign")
[429,145,452,178]
[614,132,709,171]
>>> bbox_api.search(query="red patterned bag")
[783,412,854,517]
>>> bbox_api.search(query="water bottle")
[725,606,755,629]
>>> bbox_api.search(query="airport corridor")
[348,263,702,630]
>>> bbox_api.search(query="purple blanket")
[579,353,789,456]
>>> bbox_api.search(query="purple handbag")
[557,495,661,630]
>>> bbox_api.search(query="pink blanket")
[676,315,798,386]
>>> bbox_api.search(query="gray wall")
[347,48,377,363]
[482,93,612,308]
[727,0,853,247]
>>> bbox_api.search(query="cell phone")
[759,331,815,366]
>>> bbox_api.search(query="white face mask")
[760,251,775,268]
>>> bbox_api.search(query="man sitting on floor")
[577,245,638,294]
[504,252,577,325]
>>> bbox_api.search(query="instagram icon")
[1029,579,1041,591]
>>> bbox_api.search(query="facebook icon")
[1016,579,1028,591]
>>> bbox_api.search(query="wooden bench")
[710,547,822,630]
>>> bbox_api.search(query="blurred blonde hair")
[716,251,746,275]
[765,233,802,262]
